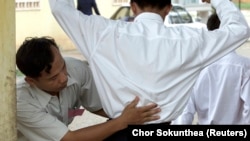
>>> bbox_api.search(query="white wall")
[96,0,121,18]
[16,0,120,51]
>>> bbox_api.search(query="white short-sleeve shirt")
[17,57,102,141]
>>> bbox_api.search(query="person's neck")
[45,90,60,98]
[135,8,166,21]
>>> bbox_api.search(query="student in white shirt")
[16,37,161,141]
[49,0,250,139]
[172,13,250,125]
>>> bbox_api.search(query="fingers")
[134,103,161,124]
[142,107,161,121]
[121,97,161,125]
[142,110,161,123]
[142,115,161,123]
[138,102,158,112]
[126,96,139,108]
[143,106,161,116]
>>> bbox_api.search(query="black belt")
[143,121,171,126]
[156,121,171,125]
[107,118,171,125]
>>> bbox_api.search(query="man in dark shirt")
[77,0,100,15]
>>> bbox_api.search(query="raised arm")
[171,91,196,125]
[199,0,250,67]
[49,0,107,59]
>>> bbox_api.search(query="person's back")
[172,13,250,125]
[172,52,250,124]
[49,0,250,124]
[77,0,100,15]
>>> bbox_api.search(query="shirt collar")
[32,76,76,108]
[134,12,164,24]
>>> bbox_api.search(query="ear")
[162,4,172,21]
[25,77,36,86]
[130,2,137,15]
[165,4,172,15]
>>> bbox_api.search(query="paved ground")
[63,10,250,130]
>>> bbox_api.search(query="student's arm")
[171,91,196,125]
[199,0,250,67]
[62,97,160,141]
[49,0,107,59]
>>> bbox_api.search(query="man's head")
[130,0,172,20]
[16,37,68,95]
[207,13,221,31]
[130,0,171,10]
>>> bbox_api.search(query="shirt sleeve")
[49,0,108,59]
[171,89,196,125]
[17,95,68,141]
[198,0,250,68]
[65,57,103,112]
[79,61,103,112]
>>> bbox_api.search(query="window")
[16,0,40,11]
[184,0,199,5]
[113,0,129,6]
[172,0,200,5]
[168,6,193,24]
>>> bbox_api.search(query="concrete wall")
[0,0,17,140]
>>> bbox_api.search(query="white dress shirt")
[49,0,250,123]
[17,57,102,141]
[172,52,250,124]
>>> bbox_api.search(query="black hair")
[207,13,221,31]
[16,36,59,78]
[130,0,171,10]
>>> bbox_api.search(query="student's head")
[16,36,68,95]
[206,13,221,31]
[130,0,172,20]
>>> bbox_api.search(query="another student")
[172,13,250,125]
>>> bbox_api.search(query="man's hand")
[202,0,210,3]
[118,96,161,126]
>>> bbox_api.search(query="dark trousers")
[104,128,128,141]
